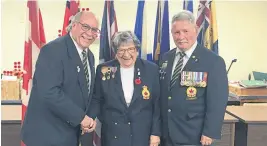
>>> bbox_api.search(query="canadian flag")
[21,1,46,146]
[62,0,80,36]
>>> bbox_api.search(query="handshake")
[80,115,97,135]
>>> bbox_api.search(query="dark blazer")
[159,44,228,145]
[21,34,95,146]
[89,58,161,146]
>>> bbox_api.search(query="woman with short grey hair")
[90,31,161,146]
[111,31,141,54]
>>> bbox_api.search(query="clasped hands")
[200,135,213,146]
[150,135,160,146]
[80,115,96,135]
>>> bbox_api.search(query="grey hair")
[111,31,141,54]
[172,10,196,24]
[66,12,83,32]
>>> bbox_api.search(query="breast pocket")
[141,99,153,110]
[63,63,79,85]
[196,87,206,98]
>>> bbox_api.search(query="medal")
[160,61,168,80]
[142,85,150,99]
[106,67,111,80]
[101,66,108,81]
[201,72,208,87]
[181,71,208,87]
[161,62,167,69]
[186,86,197,100]
[111,67,117,78]
[102,76,106,80]
[200,81,206,87]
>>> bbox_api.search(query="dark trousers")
[161,137,203,146]
[80,133,93,146]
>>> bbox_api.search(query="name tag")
[180,71,208,87]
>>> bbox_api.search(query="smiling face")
[71,12,99,50]
[116,41,138,68]
[171,20,198,51]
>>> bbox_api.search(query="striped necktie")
[82,50,90,93]
[170,52,186,88]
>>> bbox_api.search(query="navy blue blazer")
[21,34,95,146]
[159,44,228,145]
[89,59,161,146]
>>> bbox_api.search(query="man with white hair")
[159,10,228,146]
[21,11,99,146]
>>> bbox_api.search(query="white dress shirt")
[70,33,91,92]
[171,41,198,77]
[120,66,134,106]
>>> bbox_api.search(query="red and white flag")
[62,0,80,36]
[21,1,46,146]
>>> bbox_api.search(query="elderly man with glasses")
[21,11,99,146]
[89,31,161,146]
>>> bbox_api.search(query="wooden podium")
[1,80,21,100]
[229,84,267,105]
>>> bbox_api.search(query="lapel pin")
[135,68,141,85]
[137,68,140,76]
[135,78,141,85]
[195,59,198,62]
[77,66,80,73]
[192,56,196,59]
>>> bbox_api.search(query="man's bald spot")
[80,11,99,26]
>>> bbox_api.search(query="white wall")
[1,0,267,80]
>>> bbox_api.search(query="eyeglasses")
[117,47,136,55]
[78,22,101,34]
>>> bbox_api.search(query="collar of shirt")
[70,32,88,57]
[175,41,197,59]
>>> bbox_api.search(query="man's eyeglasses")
[117,47,136,55]
[78,22,101,34]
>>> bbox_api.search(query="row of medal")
[101,66,117,80]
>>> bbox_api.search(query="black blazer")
[90,58,161,146]
[21,34,95,146]
[159,44,228,145]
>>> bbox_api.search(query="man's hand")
[81,120,96,134]
[150,135,160,146]
[81,117,96,135]
[80,115,94,129]
[200,135,213,146]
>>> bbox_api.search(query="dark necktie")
[82,50,90,93]
[170,52,186,88]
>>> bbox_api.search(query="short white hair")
[66,12,83,32]
[172,10,195,24]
